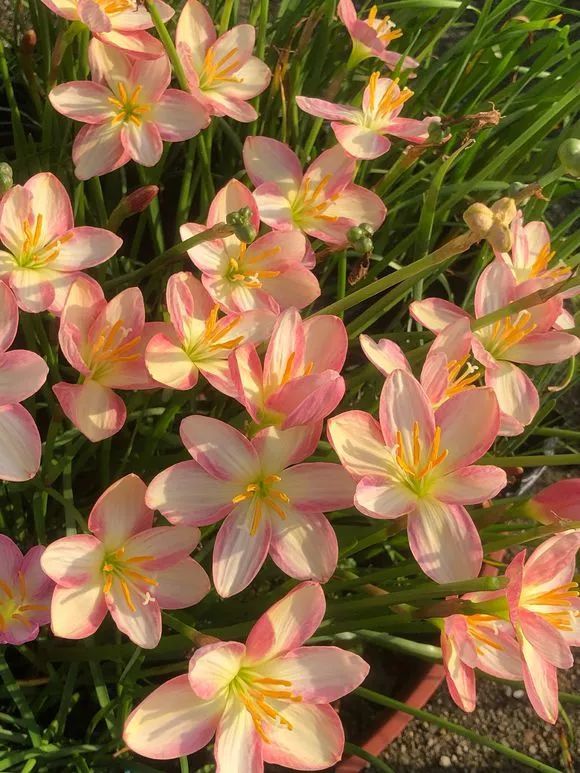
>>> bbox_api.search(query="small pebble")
[513,689,524,699]
[529,744,538,755]
[439,755,452,767]
[504,686,512,697]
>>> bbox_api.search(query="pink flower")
[0,172,121,313]
[527,479,580,524]
[0,282,48,482]
[145,271,274,393]
[328,369,506,584]
[495,211,576,330]
[181,180,320,313]
[229,307,348,430]
[337,0,418,72]
[124,582,369,768]
[53,276,160,443]
[441,592,522,713]
[411,261,580,436]
[243,137,386,246]
[50,41,209,180]
[361,329,480,409]
[40,0,174,60]
[0,535,53,645]
[297,74,438,160]
[505,532,580,723]
[147,417,354,597]
[40,474,210,649]
[176,0,271,122]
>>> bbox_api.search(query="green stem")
[356,687,562,773]
[0,653,42,748]
[103,223,234,290]
[483,521,580,554]
[146,1,189,92]
[483,453,580,467]
[532,426,580,441]
[343,742,396,773]
[162,613,219,647]
[357,630,442,661]
[88,177,108,226]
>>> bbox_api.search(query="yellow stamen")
[281,352,296,385]
[120,579,136,612]
[0,580,13,599]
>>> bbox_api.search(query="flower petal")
[0,350,48,404]
[180,414,260,481]
[326,410,387,480]
[124,675,224,760]
[154,557,210,609]
[302,314,348,373]
[252,424,321,473]
[145,334,198,390]
[295,95,361,122]
[49,81,114,123]
[520,637,559,724]
[175,0,217,72]
[88,474,152,549]
[354,476,416,519]
[214,695,262,773]
[124,526,201,570]
[280,463,354,512]
[243,136,302,199]
[121,121,163,167]
[106,585,162,648]
[50,580,107,639]
[360,334,411,377]
[189,641,246,700]
[0,404,42,482]
[506,331,580,365]
[332,122,391,160]
[50,226,122,270]
[72,122,128,180]
[431,465,507,505]
[380,369,435,451]
[441,626,476,712]
[245,581,325,665]
[269,508,338,583]
[53,381,126,442]
[409,298,469,333]
[0,281,18,352]
[408,500,482,583]
[485,361,539,433]
[0,535,22,586]
[40,534,104,588]
[153,89,209,141]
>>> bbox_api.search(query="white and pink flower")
[0,172,121,313]
[41,474,210,649]
[147,417,354,597]
[124,582,369,769]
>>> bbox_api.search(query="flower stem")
[357,630,442,661]
[0,653,42,748]
[146,1,189,92]
[355,687,562,773]
[483,453,580,467]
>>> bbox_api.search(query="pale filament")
[466,615,504,656]
[228,242,282,288]
[482,310,536,358]
[88,319,142,372]
[201,46,243,88]
[366,6,404,44]
[102,546,158,613]
[367,73,413,120]
[97,0,134,13]
[294,175,339,223]
[19,213,73,267]
[395,421,448,480]
[108,83,150,127]
[524,581,579,631]
[528,243,568,280]
[233,674,302,743]
[232,473,291,535]
[0,572,48,631]
[445,355,480,398]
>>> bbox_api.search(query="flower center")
[96,0,134,13]
[292,175,339,225]
[366,73,413,125]
[226,243,281,289]
[232,474,290,535]
[86,318,141,380]
[466,614,505,656]
[524,581,579,632]
[367,6,403,44]
[17,213,73,268]
[102,547,158,613]
[108,83,150,127]
[200,46,243,90]
[232,672,302,743]
[0,573,48,635]
[479,310,536,359]
[394,421,448,494]
[444,355,480,399]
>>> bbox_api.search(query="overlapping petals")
[176,0,271,122]
[0,282,48,481]
[41,475,210,648]
[243,137,386,246]
[182,180,320,313]
[0,535,53,645]
[328,369,506,583]
[124,582,369,769]
[53,276,160,442]
[147,416,353,597]
[50,41,209,179]
[229,307,348,430]
[297,73,439,160]
[0,173,121,312]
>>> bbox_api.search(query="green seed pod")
[558,138,580,178]
[0,163,13,195]
[226,207,257,243]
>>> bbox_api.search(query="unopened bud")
[525,479,580,524]
[558,138,580,178]
[226,206,257,243]
[347,223,374,255]
[0,163,13,196]
[107,185,159,232]
[463,197,516,252]
[20,29,37,55]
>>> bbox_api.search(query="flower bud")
[226,207,257,243]
[525,479,580,524]
[463,203,494,238]
[0,163,13,195]
[347,223,374,255]
[107,185,159,232]
[558,138,580,178]
[463,197,516,251]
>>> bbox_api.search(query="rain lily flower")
[243,138,386,246]
[40,0,174,60]
[296,73,439,160]
[410,261,580,436]
[41,474,210,649]
[526,479,580,524]
[440,591,522,713]
[505,532,580,723]
[181,180,320,313]
[176,0,271,122]
[0,172,121,313]
[147,417,354,597]
[50,41,209,180]
[53,276,160,443]
[337,0,418,72]
[361,326,481,410]
[145,271,274,392]
[0,535,53,645]
[327,369,506,583]
[124,582,369,767]
[230,307,347,430]
[0,282,48,482]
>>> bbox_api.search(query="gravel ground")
[383,666,579,772]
